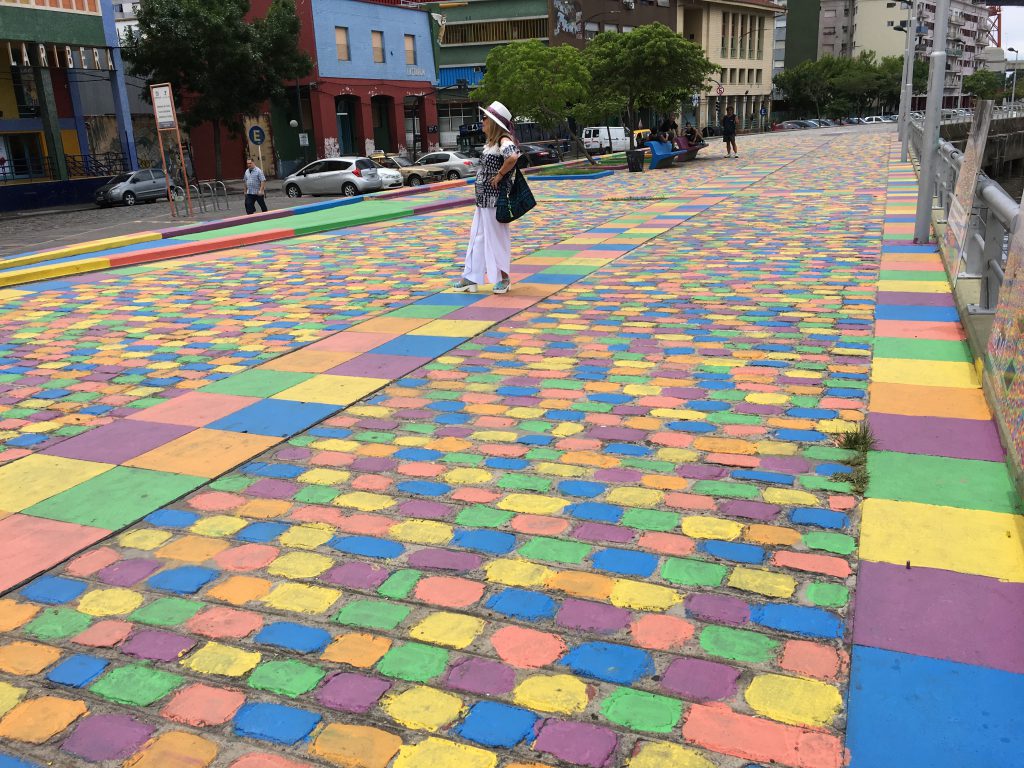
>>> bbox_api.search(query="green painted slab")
[872,337,972,363]
[200,369,313,397]
[867,451,1019,514]
[176,200,415,241]
[22,466,205,530]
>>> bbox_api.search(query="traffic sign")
[716,85,725,96]
[760,107,768,116]
[248,125,266,145]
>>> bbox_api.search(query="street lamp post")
[1010,47,1019,105]
[913,0,951,242]
[889,0,915,162]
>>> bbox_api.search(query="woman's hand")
[490,173,503,189]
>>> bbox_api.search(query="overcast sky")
[1002,8,1024,56]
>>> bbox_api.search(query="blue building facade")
[303,0,439,156]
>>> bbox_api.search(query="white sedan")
[376,166,403,189]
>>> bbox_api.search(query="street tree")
[963,69,1004,101]
[473,40,595,161]
[123,0,311,179]
[581,23,718,148]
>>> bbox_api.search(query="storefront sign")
[5,40,114,70]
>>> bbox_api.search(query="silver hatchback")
[283,157,383,198]
[413,150,480,180]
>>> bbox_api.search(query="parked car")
[582,126,629,153]
[863,115,886,123]
[94,168,168,207]
[811,119,835,127]
[370,153,445,187]
[772,121,805,131]
[793,120,821,128]
[283,157,382,198]
[845,117,865,124]
[375,166,404,189]
[516,143,560,167]
[882,115,898,122]
[412,150,479,180]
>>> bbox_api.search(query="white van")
[582,126,629,153]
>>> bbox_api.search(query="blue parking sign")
[248,125,265,145]
[760,107,768,116]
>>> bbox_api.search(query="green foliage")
[473,40,589,132]
[581,23,718,147]
[774,52,916,118]
[962,69,1004,101]
[474,24,716,153]
[123,0,311,177]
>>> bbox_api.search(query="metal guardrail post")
[215,181,229,210]
[190,185,206,213]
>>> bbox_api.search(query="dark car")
[516,143,560,168]
[772,121,805,131]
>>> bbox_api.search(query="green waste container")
[626,149,645,173]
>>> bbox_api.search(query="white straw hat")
[480,101,513,132]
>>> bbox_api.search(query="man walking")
[244,158,267,215]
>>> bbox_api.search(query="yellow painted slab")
[860,497,1024,582]
[0,289,29,301]
[871,358,979,388]
[0,455,113,513]
[876,279,950,294]
[124,429,279,477]
[273,374,389,406]
[0,232,160,271]
[409,319,494,338]
[0,256,111,288]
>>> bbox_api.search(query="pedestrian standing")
[722,106,738,158]
[244,158,267,215]
[453,101,521,295]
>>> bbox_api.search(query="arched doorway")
[335,96,358,155]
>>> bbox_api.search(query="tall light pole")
[1010,47,1019,105]
[889,0,915,162]
[913,0,951,242]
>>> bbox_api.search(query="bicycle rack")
[190,184,206,213]
[215,181,229,210]
[200,182,216,211]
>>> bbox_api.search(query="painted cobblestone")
[0,131,898,767]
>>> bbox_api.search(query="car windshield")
[109,173,132,184]
[390,156,412,167]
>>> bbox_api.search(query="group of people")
[657,107,739,158]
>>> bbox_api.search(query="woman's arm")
[491,140,521,188]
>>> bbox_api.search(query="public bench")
[645,139,702,169]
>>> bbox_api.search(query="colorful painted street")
[0,129,1021,768]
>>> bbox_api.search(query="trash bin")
[626,149,645,173]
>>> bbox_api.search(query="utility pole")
[913,0,951,243]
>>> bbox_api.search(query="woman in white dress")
[453,101,521,294]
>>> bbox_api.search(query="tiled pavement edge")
[845,143,1024,766]
[0,153,788,592]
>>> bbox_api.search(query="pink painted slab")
[0,514,108,591]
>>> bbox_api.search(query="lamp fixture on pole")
[1009,47,1019,105]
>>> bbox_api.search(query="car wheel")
[285,184,301,198]
[122,191,136,206]
[342,182,358,197]
[446,170,461,181]
[407,175,423,187]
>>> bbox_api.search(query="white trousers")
[462,205,511,285]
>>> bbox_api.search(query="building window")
[335,27,349,61]
[442,17,549,45]
[756,69,762,83]
[372,30,385,63]
[824,9,836,17]
[823,27,835,35]
[604,23,619,32]
[887,20,894,26]
[622,25,634,32]
[585,21,599,40]
[405,34,416,64]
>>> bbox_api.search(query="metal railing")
[909,119,1017,314]
[0,152,128,183]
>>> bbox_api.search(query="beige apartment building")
[678,0,781,130]
[818,0,993,106]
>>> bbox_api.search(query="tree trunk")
[212,118,223,181]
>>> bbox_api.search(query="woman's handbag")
[495,167,536,223]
